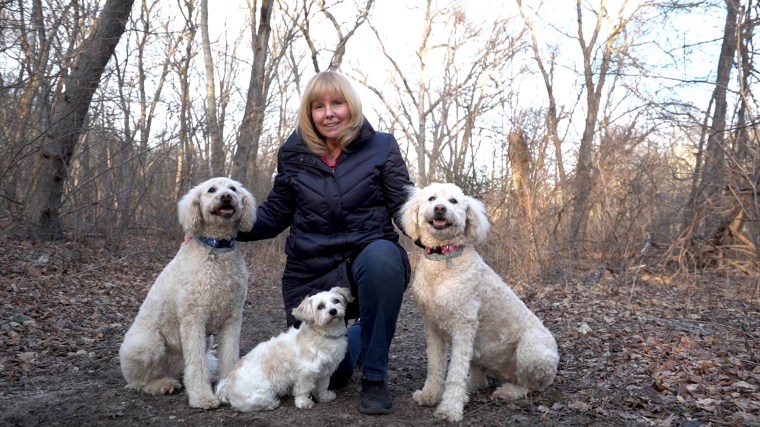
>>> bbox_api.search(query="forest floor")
[0,234,758,426]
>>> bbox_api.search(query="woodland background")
[0,0,759,425]
[1,0,760,275]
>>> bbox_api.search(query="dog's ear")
[236,182,256,232]
[292,295,314,323]
[464,196,490,244]
[177,184,204,236]
[330,286,353,304]
[399,186,422,240]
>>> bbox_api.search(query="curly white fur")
[401,183,559,423]
[119,177,256,409]
[215,287,352,412]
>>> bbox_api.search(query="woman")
[237,71,413,415]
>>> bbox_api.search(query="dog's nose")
[220,193,232,202]
[434,204,447,215]
[329,308,337,316]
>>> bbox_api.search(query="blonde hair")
[297,71,364,156]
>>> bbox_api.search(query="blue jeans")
[331,240,409,384]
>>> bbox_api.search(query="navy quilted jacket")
[237,120,412,326]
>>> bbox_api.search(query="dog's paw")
[189,393,220,410]
[434,400,464,423]
[315,390,336,403]
[492,382,528,401]
[295,395,315,409]
[142,378,183,395]
[412,389,441,407]
[214,379,229,404]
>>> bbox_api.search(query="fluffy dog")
[400,183,559,422]
[215,287,352,412]
[119,177,256,409]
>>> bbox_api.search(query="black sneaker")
[358,379,394,415]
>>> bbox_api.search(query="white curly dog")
[215,287,352,412]
[401,182,559,422]
[119,177,256,409]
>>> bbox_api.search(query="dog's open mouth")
[430,218,450,229]
[212,203,236,218]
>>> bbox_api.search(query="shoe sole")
[358,403,394,415]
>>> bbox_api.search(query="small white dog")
[119,177,256,409]
[401,183,559,422]
[215,287,352,412]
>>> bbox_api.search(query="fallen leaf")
[732,381,755,391]
[568,400,590,411]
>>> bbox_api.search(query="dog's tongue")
[433,219,447,228]
[218,208,234,218]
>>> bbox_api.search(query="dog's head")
[400,182,489,247]
[177,177,256,239]
[292,287,353,328]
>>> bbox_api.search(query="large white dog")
[215,287,352,412]
[119,177,256,409]
[401,183,559,422]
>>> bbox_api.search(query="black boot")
[358,379,394,415]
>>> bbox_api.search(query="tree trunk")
[201,0,225,177]
[516,0,566,192]
[22,0,134,239]
[231,0,273,191]
[508,130,534,222]
[683,0,740,263]
[569,0,627,249]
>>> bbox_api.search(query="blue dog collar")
[196,236,236,249]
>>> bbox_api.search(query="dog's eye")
[332,298,340,304]
[449,198,458,204]
[229,185,237,192]
[208,187,216,193]
[428,196,436,202]
[317,303,325,310]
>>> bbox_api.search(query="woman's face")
[311,93,351,146]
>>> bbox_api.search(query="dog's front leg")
[313,375,336,403]
[292,376,317,409]
[216,317,242,380]
[413,322,447,407]
[180,320,219,409]
[434,324,478,423]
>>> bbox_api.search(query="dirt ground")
[0,235,758,426]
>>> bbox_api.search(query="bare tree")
[230,0,274,190]
[172,0,199,198]
[283,0,374,73]
[361,3,520,189]
[200,0,225,177]
[569,0,645,248]
[682,0,742,264]
[318,0,374,71]
[516,0,567,192]
[22,0,134,239]
[135,0,182,165]
[1,0,73,214]
[509,130,534,222]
